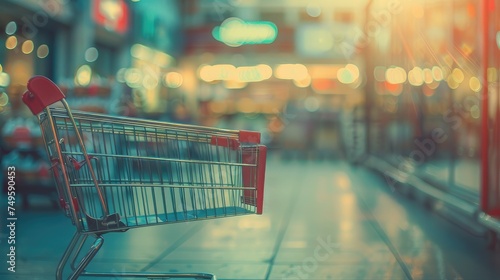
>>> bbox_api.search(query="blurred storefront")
[359,0,498,207]
[0,0,76,208]
[177,0,366,156]
[0,0,184,208]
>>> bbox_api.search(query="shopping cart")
[22,76,267,280]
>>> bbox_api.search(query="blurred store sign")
[198,64,272,83]
[93,0,129,34]
[212,17,278,47]
[185,25,293,54]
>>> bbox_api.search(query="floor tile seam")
[351,168,414,280]
[136,222,204,272]
[263,167,317,280]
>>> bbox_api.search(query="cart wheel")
[486,230,498,250]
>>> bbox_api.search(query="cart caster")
[485,230,498,250]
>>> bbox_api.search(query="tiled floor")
[1,156,500,279]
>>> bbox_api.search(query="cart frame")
[22,76,267,280]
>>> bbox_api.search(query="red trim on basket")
[241,148,256,206]
[211,131,261,149]
[22,76,66,115]
[239,130,261,144]
[256,145,267,214]
[488,208,500,218]
[210,136,240,149]
[241,145,267,214]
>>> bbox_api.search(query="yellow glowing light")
[224,80,247,89]
[218,64,237,80]
[408,67,424,86]
[37,44,49,58]
[256,64,273,80]
[432,66,444,81]
[337,64,360,84]
[154,52,173,67]
[451,68,464,84]
[6,36,17,50]
[75,65,92,86]
[199,65,215,82]
[165,72,183,88]
[0,64,2,73]
[125,68,142,88]
[142,74,159,90]
[236,64,273,82]
[385,67,407,84]
[0,72,11,87]
[275,64,308,80]
[345,64,360,80]
[22,40,34,54]
[469,77,481,93]
[423,68,433,84]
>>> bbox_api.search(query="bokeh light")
[85,47,99,62]
[22,40,34,54]
[5,21,17,35]
[0,72,11,88]
[306,4,322,17]
[5,36,17,50]
[164,72,183,88]
[0,92,9,106]
[408,67,424,86]
[37,44,50,59]
[75,65,92,86]
[469,77,481,93]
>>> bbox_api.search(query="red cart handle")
[22,76,66,115]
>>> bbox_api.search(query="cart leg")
[68,235,104,280]
[56,232,104,280]
[57,232,82,280]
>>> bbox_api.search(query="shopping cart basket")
[22,76,267,280]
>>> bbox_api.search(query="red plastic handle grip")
[22,76,66,115]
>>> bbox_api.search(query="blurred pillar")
[362,0,375,155]
[70,0,95,78]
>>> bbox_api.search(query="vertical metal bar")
[46,108,82,232]
[481,0,491,213]
[56,232,83,280]
[61,100,109,216]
